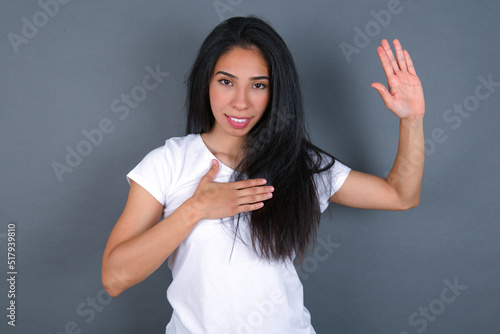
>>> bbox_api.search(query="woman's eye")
[253,83,267,89]
[219,79,232,86]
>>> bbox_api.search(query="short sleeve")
[315,158,351,213]
[126,146,170,205]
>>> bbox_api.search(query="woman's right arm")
[101,159,273,297]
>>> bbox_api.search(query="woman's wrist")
[178,197,206,226]
[400,113,424,127]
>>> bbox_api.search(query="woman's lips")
[226,115,251,129]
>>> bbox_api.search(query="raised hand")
[189,159,274,220]
[371,39,425,120]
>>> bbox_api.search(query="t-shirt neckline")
[195,134,235,172]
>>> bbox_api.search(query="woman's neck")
[200,132,245,169]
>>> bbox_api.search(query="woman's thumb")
[371,82,392,106]
[202,159,219,183]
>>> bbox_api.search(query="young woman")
[102,16,424,333]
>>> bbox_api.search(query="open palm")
[371,39,425,120]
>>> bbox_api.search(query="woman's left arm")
[330,39,425,211]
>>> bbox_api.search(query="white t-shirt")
[126,134,351,334]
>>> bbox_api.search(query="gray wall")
[1,1,499,333]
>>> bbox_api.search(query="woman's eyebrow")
[250,75,270,81]
[215,71,269,81]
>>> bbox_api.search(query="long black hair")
[186,16,336,264]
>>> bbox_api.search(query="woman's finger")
[233,178,268,190]
[200,159,220,184]
[235,202,265,214]
[237,185,274,197]
[376,45,395,81]
[370,82,393,107]
[236,192,273,206]
[393,39,407,72]
[404,49,417,75]
[381,39,399,74]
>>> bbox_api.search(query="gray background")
[1,0,499,333]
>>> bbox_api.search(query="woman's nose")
[232,87,249,111]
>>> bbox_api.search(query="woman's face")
[208,46,270,140]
